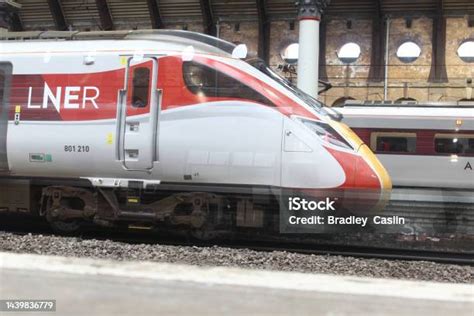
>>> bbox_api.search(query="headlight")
[296,117,353,150]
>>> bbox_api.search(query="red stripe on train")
[9,56,318,121]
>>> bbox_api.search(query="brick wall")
[14,13,473,105]
[218,16,473,105]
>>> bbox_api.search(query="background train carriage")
[335,101,474,234]
[335,100,474,189]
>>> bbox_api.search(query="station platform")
[0,252,473,316]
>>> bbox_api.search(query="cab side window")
[183,61,275,107]
[131,67,150,108]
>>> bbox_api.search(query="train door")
[0,62,12,172]
[116,57,161,171]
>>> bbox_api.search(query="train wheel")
[191,229,216,241]
[48,219,82,235]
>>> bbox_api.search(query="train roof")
[335,100,474,130]
[335,101,473,117]
[0,29,238,57]
[338,100,474,108]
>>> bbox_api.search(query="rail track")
[236,242,474,266]
[0,214,472,266]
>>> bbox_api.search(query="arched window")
[337,43,361,63]
[281,43,299,64]
[396,42,421,63]
[395,97,417,104]
[457,41,474,62]
[332,97,355,107]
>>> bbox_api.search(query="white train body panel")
[6,101,346,189]
[377,155,471,188]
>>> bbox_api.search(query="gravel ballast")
[0,231,472,283]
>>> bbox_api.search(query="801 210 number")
[64,145,90,153]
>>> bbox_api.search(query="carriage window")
[371,133,417,153]
[183,61,275,106]
[131,67,150,108]
[435,134,474,155]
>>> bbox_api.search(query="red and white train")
[0,30,390,233]
[336,101,473,204]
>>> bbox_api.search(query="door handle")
[125,149,139,159]
[128,122,139,132]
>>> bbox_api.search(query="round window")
[396,41,421,63]
[281,43,299,64]
[457,41,474,62]
[337,43,361,63]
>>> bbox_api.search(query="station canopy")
[12,0,474,31]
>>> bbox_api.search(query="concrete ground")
[0,252,473,316]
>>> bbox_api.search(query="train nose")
[328,121,392,212]
[345,144,392,213]
[355,144,392,191]
[328,120,391,191]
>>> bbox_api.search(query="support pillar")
[295,0,330,98]
[318,19,328,81]
[368,0,385,82]
[428,0,448,83]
